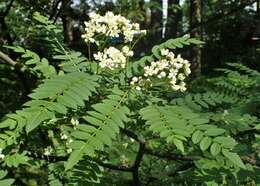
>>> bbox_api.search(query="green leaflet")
[213,136,237,149]
[210,143,221,156]
[222,149,246,169]
[0,170,14,186]
[54,51,89,72]
[25,110,53,133]
[192,130,204,144]
[65,149,85,171]
[67,159,103,185]
[200,137,212,151]
[65,90,129,171]
[204,128,226,136]
[173,138,185,153]
[4,153,29,168]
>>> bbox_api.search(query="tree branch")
[167,162,195,177]
[144,147,200,161]
[241,154,260,167]
[49,0,62,20]
[53,0,71,23]
[0,50,17,66]
[121,128,146,144]
[93,159,133,172]
[27,153,133,172]
[0,0,15,45]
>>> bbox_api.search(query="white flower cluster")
[65,138,73,154]
[0,148,4,159]
[130,76,147,91]
[82,11,146,43]
[70,117,79,127]
[130,49,191,92]
[60,133,68,140]
[94,46,133,70]
[44,146,53,156]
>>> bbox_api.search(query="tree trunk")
[150,0,163,41]
[189,0,202,77]
[166,0,182,38]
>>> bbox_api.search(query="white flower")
[140,30,147,34]
[67,148,72,154]
[0,154,4,159]
[122,46,134,57]
[184,66,191,75]
[0,148,4,159]
[70,118,79,126]
[160,71,166,77]
[172,85,180,91]
[170,78,177,85]
[44,146,53,156]
[178,73,185,81]
[179,82,187,92]
[161,49,169,56]
[132,77,138,82]
[61,133,68,140]
[136,86,142,91]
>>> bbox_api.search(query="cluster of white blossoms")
[130,76,147,91]
[94,46,133,70]
[60,132,68,140]
[43,146,53,156]
[82,11,146,44]
[70,117,79,127]
[130,49,191,92]
[62,133,73,154]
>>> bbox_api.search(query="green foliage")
[140,104,246,169]
[151,36,204,59]
[0,11,259,186]
[0,170,14,186]
[5,46,57,78]
[0,72,98,151]
[66,89,130,170]
[171,92,236,111]
[54,51,89,73]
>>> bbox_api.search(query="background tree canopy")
[0,0,259,185]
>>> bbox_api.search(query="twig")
[144,147,200,161]
[121,128,146,144]
[0,50,17,66]
[53,0,71,23]
[49,0,62,20]
[93,159,133,172]
[241,154,260,167]
[167,162,195,177]
[0,0,15,45]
